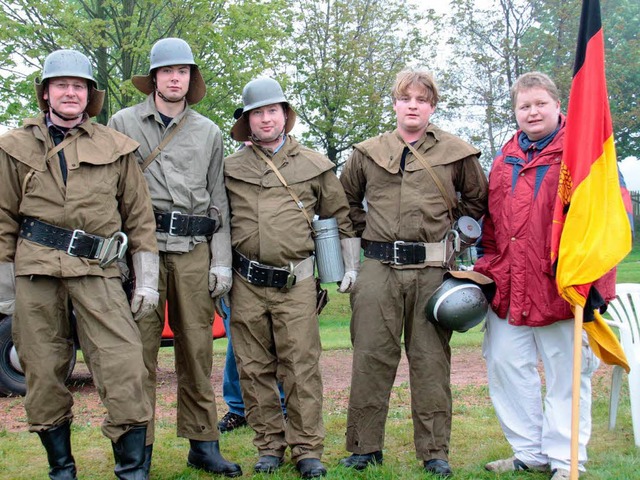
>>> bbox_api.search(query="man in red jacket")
[474,71,621,480]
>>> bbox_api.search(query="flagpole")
[570,304,584,480]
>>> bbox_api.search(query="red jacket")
[474,116,615,327]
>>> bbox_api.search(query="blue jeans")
[221,298,286,416]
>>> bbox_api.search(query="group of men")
[0,36,617,480]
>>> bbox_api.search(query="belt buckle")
[98,232,129,268]
[168,211,183,236]
[246,260,259,282]
[67,229,86,256]
[285,262,296,289]
[392,240,406,265]
[443,230,460,267]
[416,242,428,263]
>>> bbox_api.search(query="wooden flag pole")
[570,304,584,480]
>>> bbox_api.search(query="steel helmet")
[131,38,206,104]
[425,271,495,333]
[148,37,196,70]
[241,77,288,112]
[34,49,105,117]
[230,77,297,141]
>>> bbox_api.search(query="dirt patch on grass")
[0,346,611,432]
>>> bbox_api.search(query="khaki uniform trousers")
[136,242,218,444]
[13,275,151,442]
[229,274,324,462]
[346,259,453,461]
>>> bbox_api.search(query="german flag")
[551,0,631,371]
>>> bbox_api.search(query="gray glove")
[0,262,16,315]
[130,251,160,321]
[338,237,361,293]
[209,232,233,298]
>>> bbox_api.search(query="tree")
[599,0,639,159]
[436,0,538,166]
[280,0,440,167]
[439,0,639,164]
[520,0,578,102]
[523,0,639,159]
[0,0,291,140]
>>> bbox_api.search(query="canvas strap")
[403,140,455,223]
[141,114,188,171]
[45,129,84,160]
[251,144,316,234]
[24,130,85,196]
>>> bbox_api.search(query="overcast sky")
[620,156,640,192]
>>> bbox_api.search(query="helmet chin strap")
[250,129,285,146]
[156,88,186,104]
[249,112,288,145]
[49,103,84,122]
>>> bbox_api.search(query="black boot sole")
[187,461,243,478]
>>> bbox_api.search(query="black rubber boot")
[111,426,147,480]
[37,421,78,480]
[187,440,242,477]
[296,458,327,478]
[339,451,383,470]
[254,455,284,473]
[424,459,453,477]
[143,444,153,478]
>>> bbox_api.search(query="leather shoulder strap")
[141,114,188,171]
[403,140,455,222]
[45,129,84,160]
[251,144,316,233]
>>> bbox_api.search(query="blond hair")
[392,69,439,106]
[510,71,559,107]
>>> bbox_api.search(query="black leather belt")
[232,251,296,289]
[364,240,428,265]
[19,217,115,261]
[155,211,219,236]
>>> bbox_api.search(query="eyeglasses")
[49,82,88,92]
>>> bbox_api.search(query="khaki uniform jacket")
[224,136,353,266]
[108,94,229,253]
[0,114,157,278]
[340,126,488,245]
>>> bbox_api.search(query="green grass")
[617,238,640,283]
[2,244,639,479]
[1,377,638,479]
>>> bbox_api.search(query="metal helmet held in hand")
[426,271,494,333]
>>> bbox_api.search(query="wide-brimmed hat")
[230,77,296,142]
[131,38,206,105]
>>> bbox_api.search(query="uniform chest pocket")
[78,164,120,195]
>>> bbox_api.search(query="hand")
[0,262,16,315]
[209,266,232,298]
[338,237,360,294]
[130,286,159,321]
[0,299,14,316]
[338,270,358,293]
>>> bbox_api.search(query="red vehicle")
[0,304,226,396]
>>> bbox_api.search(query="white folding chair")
[604,283,640,447]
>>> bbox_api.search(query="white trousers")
[482,308,600,472]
